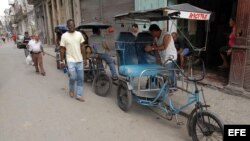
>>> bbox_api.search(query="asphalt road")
[0,42,191,141]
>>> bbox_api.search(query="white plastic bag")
[25,54,34,65]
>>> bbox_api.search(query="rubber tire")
[92,72,112,97]
[117,81,133,112]
[191,111,224,141]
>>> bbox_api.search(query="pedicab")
[76,22,113,96]
[114,3,223,141]
[54,25,68,69]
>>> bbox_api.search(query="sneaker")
[76,96,85,102]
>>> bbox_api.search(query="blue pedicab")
[114,4,223,141]
[115,32,223,141]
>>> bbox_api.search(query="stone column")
[51,0,57,43]
[45,0,53,44]
[64,0,71,20]
[42,1,49,44]
[74,0,81,26]
[56,0,62,24]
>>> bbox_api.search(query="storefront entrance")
[177,0,238,85]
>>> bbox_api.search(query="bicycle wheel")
[191,111,224,141]
[117,81,132,112]
[92,72,112,97]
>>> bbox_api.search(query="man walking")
[60,19,86,102]
[28,34,46,76]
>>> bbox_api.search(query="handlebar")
[163,57,206,82]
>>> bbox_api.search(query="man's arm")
[59,34,66,63]
[145,34,171,52]
[60,46,66,62]
[80,43,87,65]
[41,44,45,55]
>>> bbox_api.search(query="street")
[0,42,190,141]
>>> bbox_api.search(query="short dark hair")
[132,23,138,28]
[66,19,75,25]
[24,31,29,34]
[149,24,160,32]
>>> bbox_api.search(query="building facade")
[8,0,35,36]
[28,0,82,44]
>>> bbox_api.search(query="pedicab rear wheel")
[117,81,132,112]
[92,72,112,97]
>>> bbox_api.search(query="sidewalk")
[43,45,250,125]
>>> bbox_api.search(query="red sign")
[189,12,208,20]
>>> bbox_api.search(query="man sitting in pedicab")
[88,27,118,80]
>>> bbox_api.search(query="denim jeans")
[99,53,117,77]
[163,60,177,88]
[67,62,84,97]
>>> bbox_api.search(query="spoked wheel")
[191,111,224,141]
[92,72,112,97]
[117,81,132,112]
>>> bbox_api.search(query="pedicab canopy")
[55,24,68,33]
[76,21,111,30]
[114,3,211,21]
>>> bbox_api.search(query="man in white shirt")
[145,24,177,88]
[60,19,86,102]
[28,34,46,76]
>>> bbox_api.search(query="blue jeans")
[67,62,84,97]
[99,53,117,77]
[163,60,177,88]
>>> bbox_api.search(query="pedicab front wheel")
[117,81,132,112]
[191,111,224,141]
[92,72,112,97]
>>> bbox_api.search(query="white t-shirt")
[60,31,85,62]
[28,39,42,52]
[155,31,177,63]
